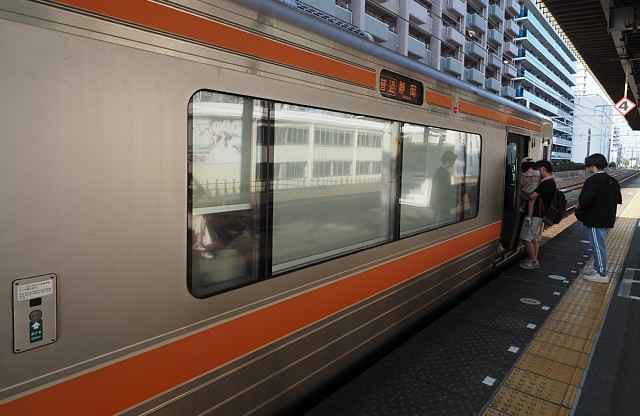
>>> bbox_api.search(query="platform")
[302,174,640,416]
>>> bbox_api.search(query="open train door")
[498,133,528,255]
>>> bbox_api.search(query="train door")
[499,133,528,254]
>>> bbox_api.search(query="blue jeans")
[587,227,609,276]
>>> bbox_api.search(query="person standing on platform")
[518,159,556,270]
[577,153,622,283]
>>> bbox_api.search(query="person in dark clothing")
[518,159,556,270]
[577,153,622,283]
[431,149,458,223]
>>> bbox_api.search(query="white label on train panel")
[17,280,53,302]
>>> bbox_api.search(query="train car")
[0,1,551,414]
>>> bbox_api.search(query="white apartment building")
[281,0,576,158]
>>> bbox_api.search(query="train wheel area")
[300,173,640,416]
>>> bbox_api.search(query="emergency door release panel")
[13,273,57,353]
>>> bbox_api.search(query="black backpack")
[541,188,567,226]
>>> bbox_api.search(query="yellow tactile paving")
[536,318,592,340]
[503,368,576,407]
[516,354,583,386]
[484,187,640,415]
[534,328,592,353]
[526,340,589,368]
[483,386,568,416]
[554,302,600,319]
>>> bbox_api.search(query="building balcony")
[409,0,431,25]
[465,68,484,85]
[416,16,436,37]
[504,19,518,36]
[469,0,488,8]
[504,0,519,16]
[383,31,398,51]
[467,13,488,34]
[503,41,518,57]
[466,40,486,60]
[408,36,427,59]
[553,136,573,147]
[485,77,501,92]
[502,85,516,99]
[424,49,433,66]
[551,151,572,160]
[302,0,334,15]
[442,25,465,46]
[441,56,463,76]
[488,4,504,24]
[364,13,389,42]
[487,53,501,69]
[502,63,517,77]
[488,29,503,46]
[445,0,466,17]
[553,120,573,134]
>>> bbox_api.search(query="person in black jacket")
[577,153,622,283]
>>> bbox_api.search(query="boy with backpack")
[519,160,556,270]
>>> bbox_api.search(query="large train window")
[188,91,398,296]
[188,91,266,296]
[399,125,481,236]
[271,105,396,273]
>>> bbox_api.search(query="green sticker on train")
[29,320,43,343]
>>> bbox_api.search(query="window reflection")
[399,125,481,236]
[187,91,482,297]
[271,105,396,272]
[188,92,264,296]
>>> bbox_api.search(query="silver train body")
[0,1,550,414]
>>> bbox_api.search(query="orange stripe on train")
[45,0,376,88]
[0,222,501,415]
[459,100,542,132]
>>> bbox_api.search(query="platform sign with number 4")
[615,97,637,116]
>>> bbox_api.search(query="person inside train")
[519,157,539,227]
[518,159,556,270]
[431,149,459,223]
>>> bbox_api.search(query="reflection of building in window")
[357,132,382,147]
[315,128,354,146]
[275,126,309,145]
[313,161,352,177]
[275,162,307,179]
[356,160,382,175]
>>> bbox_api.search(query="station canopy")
[543,0,640,129]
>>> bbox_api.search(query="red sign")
[615,97,637,116]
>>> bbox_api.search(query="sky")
[583,69,640,159]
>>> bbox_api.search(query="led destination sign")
[379,69,424,106]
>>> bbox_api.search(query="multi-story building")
[280,0,575,157]
[513,1,576,160]
[290,0,522,100]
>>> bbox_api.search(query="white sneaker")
[583,274,610,283]
[582,268,597,277]
[519,259,540,270]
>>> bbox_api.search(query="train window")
[271,105,397,273]
[399,125,481,236]
[188,91,266,296]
